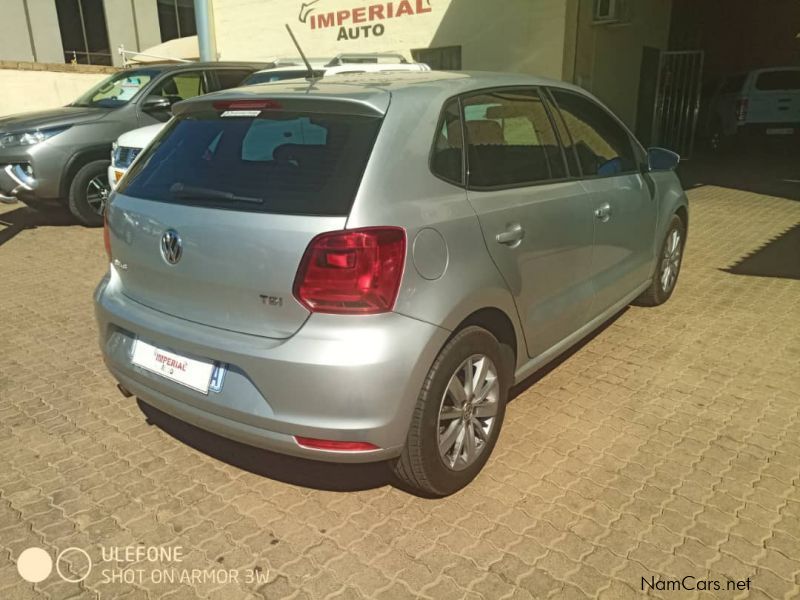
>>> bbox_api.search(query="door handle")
[496,223,525,246]
[594,203,612,222]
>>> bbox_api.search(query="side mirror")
[647,147,681,171]
[142,96,172,112]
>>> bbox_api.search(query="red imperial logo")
[154,351,188,373]
[299,0,432,41]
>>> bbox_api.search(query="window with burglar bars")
[158,0,197,42]
[56,0,112,66]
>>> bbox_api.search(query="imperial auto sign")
[298,0,433,40]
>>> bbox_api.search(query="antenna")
[285,24,316,81]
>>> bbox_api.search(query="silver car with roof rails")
[95,71,688,496]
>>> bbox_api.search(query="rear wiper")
[169,183,263,205]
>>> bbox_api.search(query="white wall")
[0,0,35,62]
[0,69,108,117]
[572,0,673,127]
[27,0,66,64]
[211,0,569,79]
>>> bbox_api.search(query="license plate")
[766,127,794,135]
[131,339,220,394]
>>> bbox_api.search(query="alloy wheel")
[86,174,110,215]
[437,354,499,471]
[660,228,682,293]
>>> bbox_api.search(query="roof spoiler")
[172,93,388,118]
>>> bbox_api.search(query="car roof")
[251,64,328,74]
[123,61,271,73]
[174,71,585,116]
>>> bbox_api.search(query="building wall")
[0,64,111,117]
[134,0,165,51]
[105,0,139,66]
[104,0,165,66]
[0,1,166,67]
[26,0,66,64]
[572,0,673,127]
[0,0,35,63]
[211,0,570,79]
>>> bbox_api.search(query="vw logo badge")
[160,229,183,265]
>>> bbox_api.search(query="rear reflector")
[212,100,282,111]
[295,437,380,452]
[736,98,749,122]
[293,227,406,315]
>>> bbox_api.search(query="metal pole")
[194,0,217,61]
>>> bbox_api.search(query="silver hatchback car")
[95,72,688,496]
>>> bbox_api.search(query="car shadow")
[678,145,800,202]
[508,307,628,402]
[136,308,630,497]
[136,400,393,493]
[0,204,76,247]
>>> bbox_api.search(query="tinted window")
[462,89,566,188]
[150,72,208,103]
[120,110,382,216]
[431,99,464,185]
[214,70,255,90]
[542,89,579,176]
[551,90,637,177]
[755,70,800,91]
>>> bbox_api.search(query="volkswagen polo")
[95,72,688,496]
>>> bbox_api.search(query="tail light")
[212,100,282,111]
[295,436,379,452]
[293,227,406,315]
[103,212,111,260]
[736,98,749,122]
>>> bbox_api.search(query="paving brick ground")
[1,158,799,599]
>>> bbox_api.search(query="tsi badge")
[160,229,183,265]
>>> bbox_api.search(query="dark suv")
[0,62,265,226]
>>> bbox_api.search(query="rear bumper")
[734,122,800,138]
[94,269,450,463]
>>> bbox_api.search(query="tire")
[68,160,110,227]
[392,326,511,497]
[635,214,686,307]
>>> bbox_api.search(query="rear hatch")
[746,69,800,125]
[108,93,386,338]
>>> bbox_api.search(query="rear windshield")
[755,70,800,91]
[119,110,382,216]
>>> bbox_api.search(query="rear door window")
[119,109,382,216]
[462,89,566,188]
[213,69,256,91]
[550,89,638,177]
[430,99,464,185]
[149,71,209,103]
[755,70,800,91]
